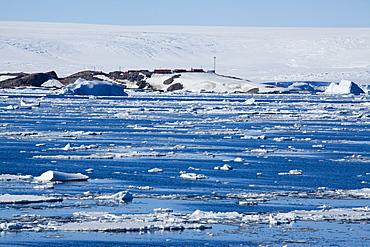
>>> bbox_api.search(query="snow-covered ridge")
[1,21,369,84]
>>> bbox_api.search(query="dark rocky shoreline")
[0,70,153,90]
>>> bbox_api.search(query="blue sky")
[1,0,369,27]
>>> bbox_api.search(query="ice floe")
[53,211,211,232]
[278,169,303,175]
[293,207,370,222]
[33,154,114,159]
[148,168,163,173]
[95,191,133,201]
[180,172,208,180]
[47,143,99,151]
[20,99,40,108]
[33,183,54,190]
[128,185,153,190]
[0,194,62,204]
[153,208,173,213]
[0,174,33,181]
[34,170,89,181]
[214,164,233,170]
[233,157,244,162]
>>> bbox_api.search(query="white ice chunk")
[278,169,303,175]
[324,79,364,95]
[20,99,40,107]
[0,194,62,204]
[34,170,89,181]
[33,183,54,190]
[153,208,173,213]
[214,164,233,170]
[148,168,163,173]
[180,172,208,180]
[96,191,133,201]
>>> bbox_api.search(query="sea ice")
[0,194,62,204]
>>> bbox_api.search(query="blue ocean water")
[0,90,369,246]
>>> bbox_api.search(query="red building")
[153,69,172,74]
[191,68,204,72]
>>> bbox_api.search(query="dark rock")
[107,71,152,83]
[0,71,58,88]
[167,82,184,91]
[0,72,28,78]
[44,71,58,79]
[107,71,153,89]
[136,80,150,89]
[163,74,181,85]
[59,71,107,85]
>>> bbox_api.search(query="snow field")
[1,21,369,84]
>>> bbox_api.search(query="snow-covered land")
[0,21,369,85]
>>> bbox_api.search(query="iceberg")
[214,164,233,170]
[148,168,163,173]
[96,191,133,201]
[324,79,364,95]
[34,170,89,181]
[20,99,40,108]
[58,78,128,96]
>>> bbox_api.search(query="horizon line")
[2,20,370,29]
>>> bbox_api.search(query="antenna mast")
[213,56,216,73]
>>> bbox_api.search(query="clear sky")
[1,0,369,28]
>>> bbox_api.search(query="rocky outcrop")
[163,74,181,85]
[167,82,184,91]
[107,71,152,89]
[0,71,58,88]
[1,69,261,93]
[59,71,106,85]
[108,71,152,81]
